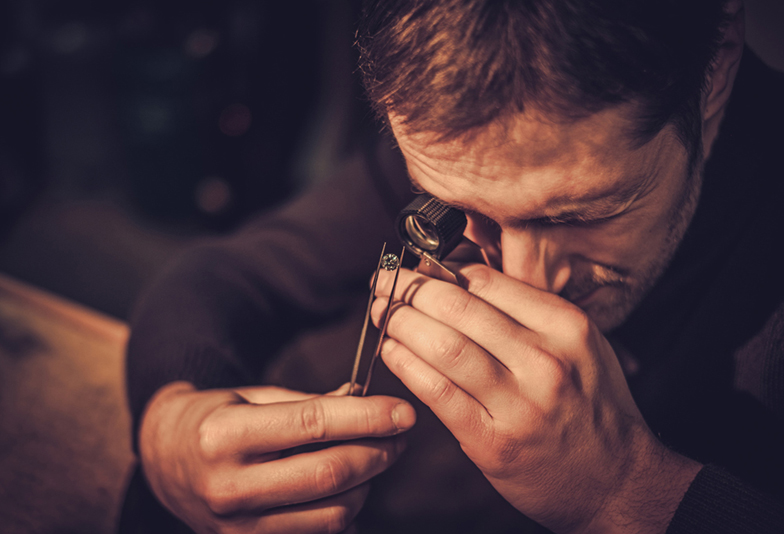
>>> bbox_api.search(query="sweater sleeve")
[667,465,784,534]
[124,137,413,451]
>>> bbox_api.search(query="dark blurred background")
[0,0,366,318]
[0,0,782,320]
[0,2,781,534]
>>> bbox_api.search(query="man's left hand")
[372,264,701,534]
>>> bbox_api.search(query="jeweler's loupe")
[395,194,467,283]
[396,194,466,260]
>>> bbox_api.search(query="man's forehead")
[390,104,642,168]
[405,168,653,222]
[390,104,673,220]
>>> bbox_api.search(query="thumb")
[234,385,318,405]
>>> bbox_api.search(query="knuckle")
[360,401,388,436]
[430,375,458,406]
[462,264,495,296]
[547,358,572,393]
[430,332,469,369]
[482,413,540,475]
[493,435,524,470]
[360,402,375,435]
[562,306,593,341]
[538,353,568,386]
[198,474,240,516]
[537,355,579,407]
[300,400,328,442]
[322,505,352,534]
[198,414,227,461]
[313,456,348,496]
[389,344,418,376]
[437,287,474,323]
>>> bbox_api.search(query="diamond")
[381,253,399,271]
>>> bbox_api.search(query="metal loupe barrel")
[396,195,467,260]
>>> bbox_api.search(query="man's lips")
[566,286,602,307]
[561,280,626,307]
[560,262,627,306]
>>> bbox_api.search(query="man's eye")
[575,212,626,227]
[530,214,618,228]
[527,216,574,227]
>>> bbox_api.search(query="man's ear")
[703,0,745,123]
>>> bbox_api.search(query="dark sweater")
[120,50,784,533]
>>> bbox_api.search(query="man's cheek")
[564,226,647,272]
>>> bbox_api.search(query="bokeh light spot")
[195,177,233,214]
[184,29,219,59]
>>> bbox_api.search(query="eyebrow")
[407,170,653,226]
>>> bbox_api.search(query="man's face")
[391,105,702,332]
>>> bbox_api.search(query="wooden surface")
[0,273,136,533]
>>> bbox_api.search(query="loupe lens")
[396,195,467,260]
[404,215,440,251]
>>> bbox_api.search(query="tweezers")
[348,243,405,396]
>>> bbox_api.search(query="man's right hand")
[139,381,416,534]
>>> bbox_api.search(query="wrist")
[138,381,197,453]
[583,430,702,534]
[138,382,198,495]
[139,381,227,532]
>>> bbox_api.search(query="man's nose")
[500,229,571,294]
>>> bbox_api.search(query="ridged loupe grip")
[396,194,467,260]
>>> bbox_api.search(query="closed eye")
[526,211,623,228]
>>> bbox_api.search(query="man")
[121,0,784,533]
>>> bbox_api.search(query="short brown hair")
[357,0,730,162]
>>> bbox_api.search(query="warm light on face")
[391,106,702,332]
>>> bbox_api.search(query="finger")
[374,278,578,413]
[202,395,416,457]
[210,438,403,513]
[375,268,544,373]
[375,267,429,302]
[380,336,490,447]
[371,297,514,404]
[235,386,318,405]
[250,483,369,534]
[456,263,581,334]
[378,264,574,336]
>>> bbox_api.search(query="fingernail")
[380,337,393,356]
[391,402,416,432]
[328,383,351,396]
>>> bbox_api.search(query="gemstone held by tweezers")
[381,253,399,271]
